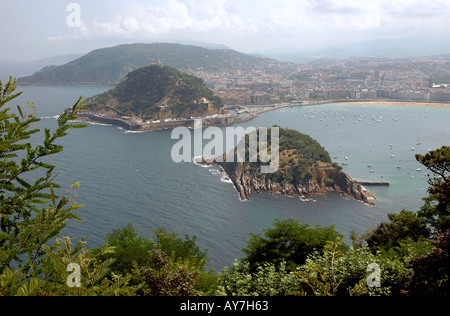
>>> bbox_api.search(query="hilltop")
[17,43,286,86]
[83,65,224,121]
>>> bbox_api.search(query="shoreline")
[75,112,258,132]
[194,157,377,205]
[74,99,449,132]
[326,99,450,108]
[226,99,450,119]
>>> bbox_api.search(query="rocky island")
[199,127,376,204]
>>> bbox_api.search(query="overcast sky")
[2,0,450,61]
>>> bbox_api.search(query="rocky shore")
[197,158,376,205]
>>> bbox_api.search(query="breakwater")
[76,113,258,132]
[358,181,390,186]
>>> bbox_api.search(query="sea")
[4,84,450,271]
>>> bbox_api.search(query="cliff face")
[218,161,375,204]
[332,171,376,204]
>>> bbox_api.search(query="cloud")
[75,0,256,40]
[44,0,450,52]
[382,0,449,18]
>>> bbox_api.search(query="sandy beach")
[332,100,450,108]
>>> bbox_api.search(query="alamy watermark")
[66,263,81,288]
[66,3,82,28]
[367,263,381,288]
[171,119,280,174]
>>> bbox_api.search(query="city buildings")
[187,55,450,106]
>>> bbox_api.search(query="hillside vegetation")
[84,65,224,121]
[241,126,339,185]
[18,43,285,85]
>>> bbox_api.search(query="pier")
[358,181,390,186]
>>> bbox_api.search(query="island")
[197,127,376,204]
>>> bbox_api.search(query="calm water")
[9,86,450,271]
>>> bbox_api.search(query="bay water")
[9,85,450,271]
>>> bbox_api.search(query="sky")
[2,0,450,61]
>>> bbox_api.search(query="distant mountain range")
[0,54,84,82]
[17,43,285,86]
[259,36,450,62]
[14,38,450,86]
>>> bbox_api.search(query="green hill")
[18,43,285,85]
[84,65,223,121]
[238,126,336,185]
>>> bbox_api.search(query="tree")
[152,227,209,270]
[95,222,154,275]
[298,242,414,296]
[217,260,302,296]
[41,237,132,296]
[416,146,450,232]
[93,223,218,296]
[406,146,450,295]
[0,77,86,278]
[220,239,415,297]
[364,210,431,254]
[136,247,201,296]
[242,218,346,272]
[407,230,450,296]
[0,77,134,296]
